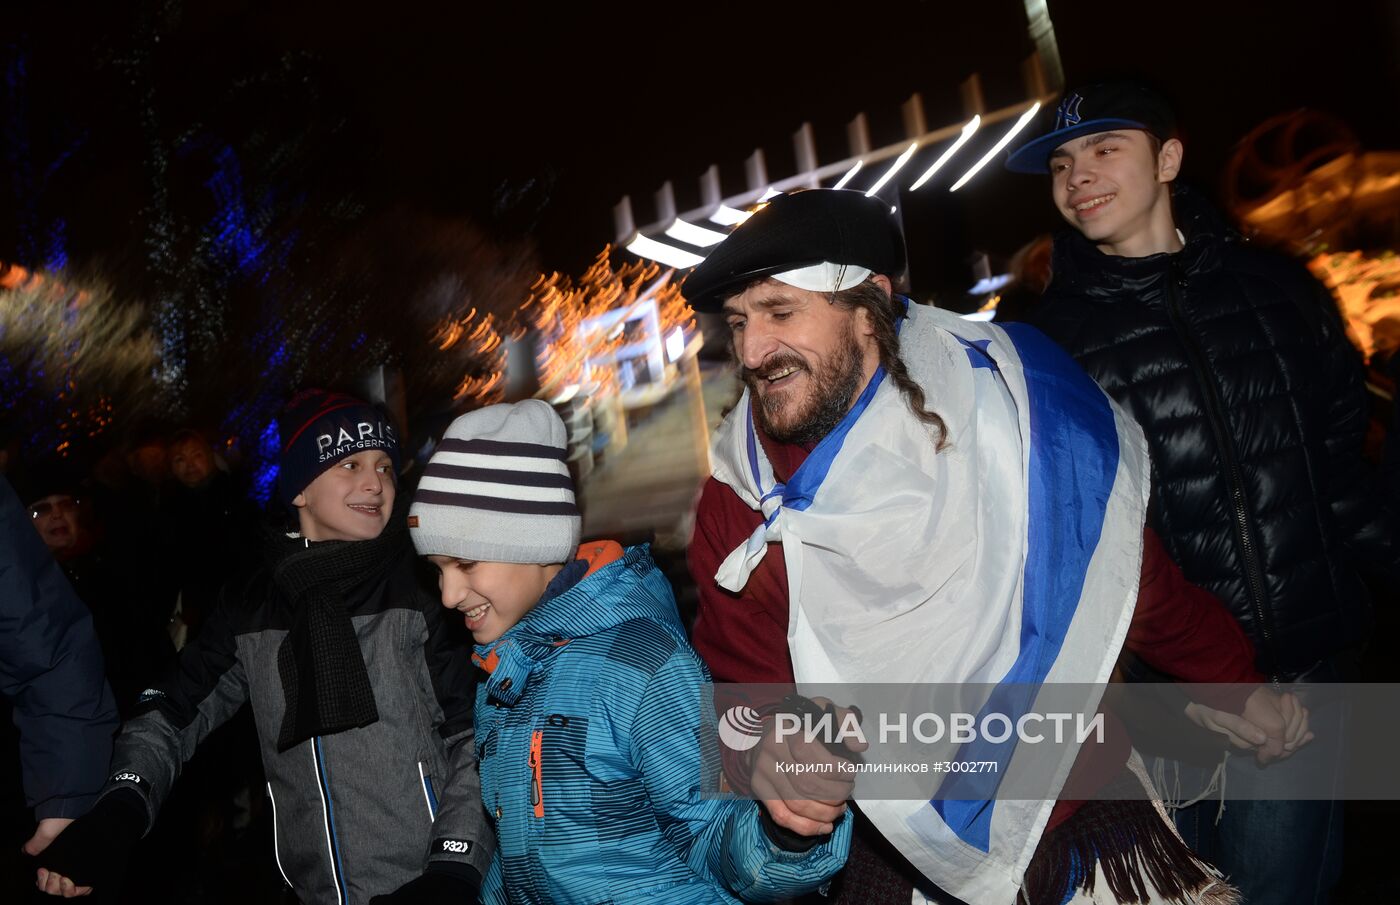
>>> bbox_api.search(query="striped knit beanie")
[409,400,581,564]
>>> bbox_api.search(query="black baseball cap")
[680,189,906,312]
[1005,81,1177,174]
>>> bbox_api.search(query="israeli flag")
[711,303,1151,904]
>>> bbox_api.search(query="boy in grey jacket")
[37,390,492,904]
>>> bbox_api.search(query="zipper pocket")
[418,761,438,822]
[528,729,544,818]
[266,783,294,889]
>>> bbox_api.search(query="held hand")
[34,867,93,898]
[22,818,72,857]
[33,789,145,897]
[749,699,866,837]
[1185,688,1312,764]
[1249,688,1312,761]
[28,820,92,897]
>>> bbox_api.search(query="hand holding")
[749,697,865,837]
[1185,687,1312,764]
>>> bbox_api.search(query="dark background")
[3,5,1399,902]
[4,0,1398,288]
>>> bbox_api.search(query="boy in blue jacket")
[409,400,851,904]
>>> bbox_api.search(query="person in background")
[20,463,174,718]
[0,475,118,871]
[162,428,260,643]
[992,234,1053,323]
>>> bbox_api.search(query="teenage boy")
[36,390,491,904]
[1007,81,1399,904]
[410,400,852,905]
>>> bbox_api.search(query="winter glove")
[35,787,147,889]
[369,862,481,904]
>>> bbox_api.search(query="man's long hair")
[830,278,949,450]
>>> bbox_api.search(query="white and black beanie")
[409,400,581,564]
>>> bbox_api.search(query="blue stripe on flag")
[932,324,1120,852]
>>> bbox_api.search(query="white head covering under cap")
[770,262,873,293]
[409,400,581,565]
[681,189,906,311]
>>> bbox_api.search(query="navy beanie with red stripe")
[277,389,401,506]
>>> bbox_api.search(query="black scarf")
[270,505,408,751]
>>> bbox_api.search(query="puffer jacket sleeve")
[417,593,495,886]
[1306,271,1400,582]
[632,647,852,901]
[104,587,251,829]
[0,476,119,819]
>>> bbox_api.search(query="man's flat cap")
[680,189,907,312]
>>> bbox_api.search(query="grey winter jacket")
[99,540,491,904]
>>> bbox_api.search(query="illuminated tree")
[0,265,158,458]
[528,250,692,401]
[3,6,541,499]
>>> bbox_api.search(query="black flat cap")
[680,189,907,312]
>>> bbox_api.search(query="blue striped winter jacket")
[472,542,851,904]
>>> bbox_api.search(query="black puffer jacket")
[1033,187,1398,679]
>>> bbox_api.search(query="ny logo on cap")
[1056,93,1084,130]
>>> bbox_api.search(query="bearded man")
[684,189,1308,905]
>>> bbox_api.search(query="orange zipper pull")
[529,730,543,818]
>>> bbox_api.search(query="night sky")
[5,0,1398,294]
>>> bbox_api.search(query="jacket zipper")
[312,737,349,905]
[1162,267,1278,680]
[529,729,544,818]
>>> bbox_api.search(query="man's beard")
[742,320,866,445]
